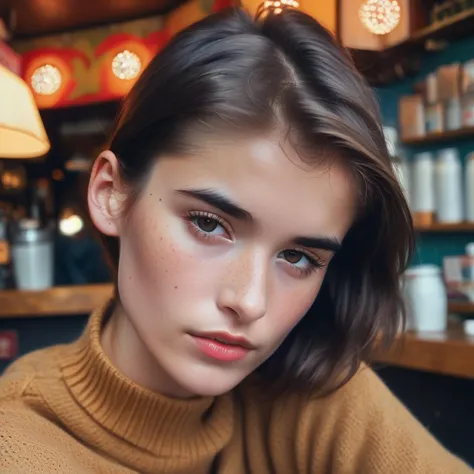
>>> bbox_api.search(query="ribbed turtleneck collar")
[41,303,234,472]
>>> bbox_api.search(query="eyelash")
[186,211,231,240]
[288,252,325,277]
[186,211,326,276]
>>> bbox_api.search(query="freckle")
[174,286,178,289]
[159,198,162,202]
[150,193,153,196]
[165,269,168,273]
[160,237,163,241]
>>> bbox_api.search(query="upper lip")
[194,331,255,350]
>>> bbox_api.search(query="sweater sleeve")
[295,366,472,473]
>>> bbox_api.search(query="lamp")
[0,64,50,159]
[256,0,300,18]
[359,0,401,36]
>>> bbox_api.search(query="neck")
[53,302,235,463]
[101,302,194,399]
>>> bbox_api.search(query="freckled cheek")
[138,235,188,285]
[134,219,218,294]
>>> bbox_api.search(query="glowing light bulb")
[59,214,84,236]
[359,0,401,35]
[111,50,142,80]
[31,64,62,95]
[256,0,299,18]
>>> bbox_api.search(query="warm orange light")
[111,50,142,80]
[100,41,151,97]
[30,64,62,95]
[24,55,71,108]
[359,0,401,35]
[256,0,299,18]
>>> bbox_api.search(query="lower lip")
[193,336,251,362]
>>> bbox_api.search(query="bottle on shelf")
[28,179,52,229]
[465,152,474,222]
[412,152,435,226]
[404,264,447,332]
[434,148,463,223]
[465,243,474,299]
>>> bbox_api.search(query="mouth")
[190,331,255,362]
[193,331,255,350]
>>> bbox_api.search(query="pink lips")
[192,332,254,362]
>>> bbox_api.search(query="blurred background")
[1,0,474,464]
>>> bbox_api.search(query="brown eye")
[282,250,303,264]
[196,217,218,233]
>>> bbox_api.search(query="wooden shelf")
[449,302,474,314]
[411,7,474,44]
[0,284,113,319]
[351,8,474,86]
[402,127,474,146]
[374,326,474,379]
[414,222,474,233]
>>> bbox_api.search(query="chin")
[176,365,248,397]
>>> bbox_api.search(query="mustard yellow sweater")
[0,305,471,473]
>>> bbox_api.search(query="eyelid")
[291,248,326,267]
[187,210,233,237]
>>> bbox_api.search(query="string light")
[359,0,401,35]
[30,64,62,95]
[111,50,142,81]
[59,213,84,236]
[256,0,299,18]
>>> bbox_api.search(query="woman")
[0,7,471,473]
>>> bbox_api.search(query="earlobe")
[88,150,123,237]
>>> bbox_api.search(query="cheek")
[117,202,219,304]
[120,218,184,292]
[268,274,325,341]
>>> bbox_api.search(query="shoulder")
[247,364,440,442]
[0,345,64,402]
[239,363,383,417]
[0,345,82,473]
[238,366,472,473]
[0,399,84,473]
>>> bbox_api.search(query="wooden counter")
[0,285,474,380]
[0,284,113,318]
[375,329,474,379]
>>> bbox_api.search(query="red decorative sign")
[14,0,236,109]
[20,27,170,109]
[0,330,18,360]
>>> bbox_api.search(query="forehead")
[155,134,357,236]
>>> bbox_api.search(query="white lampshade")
[0,64,50,159]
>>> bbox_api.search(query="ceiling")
[0,0,188,38]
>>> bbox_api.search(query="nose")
[217,249,268,324]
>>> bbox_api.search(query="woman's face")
[97,134,357,397]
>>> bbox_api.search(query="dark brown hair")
[102,7,414,394]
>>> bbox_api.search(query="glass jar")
[403,265,447,332]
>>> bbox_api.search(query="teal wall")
[376,36,474,267]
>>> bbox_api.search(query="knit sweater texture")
[0,304,471,473]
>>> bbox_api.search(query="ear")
[88,150,125,237]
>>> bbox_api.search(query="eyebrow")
[177,187,342,252]
[293,236,341,253]
[176,188,253,221]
